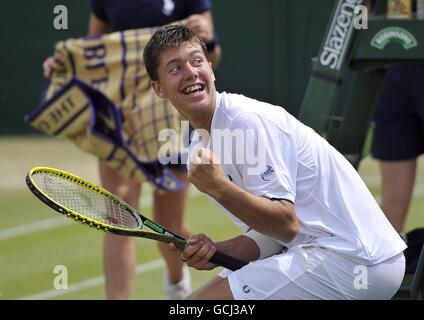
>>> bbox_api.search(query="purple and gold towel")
[25,27,187,191]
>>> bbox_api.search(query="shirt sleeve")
[230,113,297,203]
[90,0,109,22]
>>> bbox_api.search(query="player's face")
[152,42,216,121]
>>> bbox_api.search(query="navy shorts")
[371,65,424,161]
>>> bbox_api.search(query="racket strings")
[32,173,140,229]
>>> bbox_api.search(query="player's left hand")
[188,147,227,195]
[179,233,217,270]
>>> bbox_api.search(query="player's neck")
[190,92,216,134]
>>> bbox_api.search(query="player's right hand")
[183,14,214,44]
[42,51,65,78]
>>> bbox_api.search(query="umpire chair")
[297,0,424,299]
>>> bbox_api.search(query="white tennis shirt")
[188,92,406,265]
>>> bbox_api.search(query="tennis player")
[143,25,407,300]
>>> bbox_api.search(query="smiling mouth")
[182,84,205,95]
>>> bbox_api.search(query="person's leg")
[379,159,417,232]
[99,161,141,300]
[285,249,406,300]
[371,67,423,233]
[188,247,332,300]
[201,247,405,300]
[186,276,233,300]
[103,234,137,299]
[370,67,424,286]
[153,168,191,298]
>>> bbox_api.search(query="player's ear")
[151,81,166,98]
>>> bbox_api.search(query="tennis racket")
[25,167,247,271]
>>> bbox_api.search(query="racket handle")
[210,251,248,271]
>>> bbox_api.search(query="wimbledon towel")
[25,27,187,191]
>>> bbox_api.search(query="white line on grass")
[0,189,202,241]
[19,259,164,300]
[0,180,27,191]
[0,194,149,241]
[1,179,423,242]
[0,217,73,241]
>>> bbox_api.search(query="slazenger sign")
[320,0,363,71]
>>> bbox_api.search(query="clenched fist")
[188,148,227,196]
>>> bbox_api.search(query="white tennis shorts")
[220,246,405,300]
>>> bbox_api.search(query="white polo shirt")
[188,91,406,265]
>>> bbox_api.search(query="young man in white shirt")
[143,24,407,300]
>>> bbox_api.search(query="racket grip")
[210,251,248,271]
